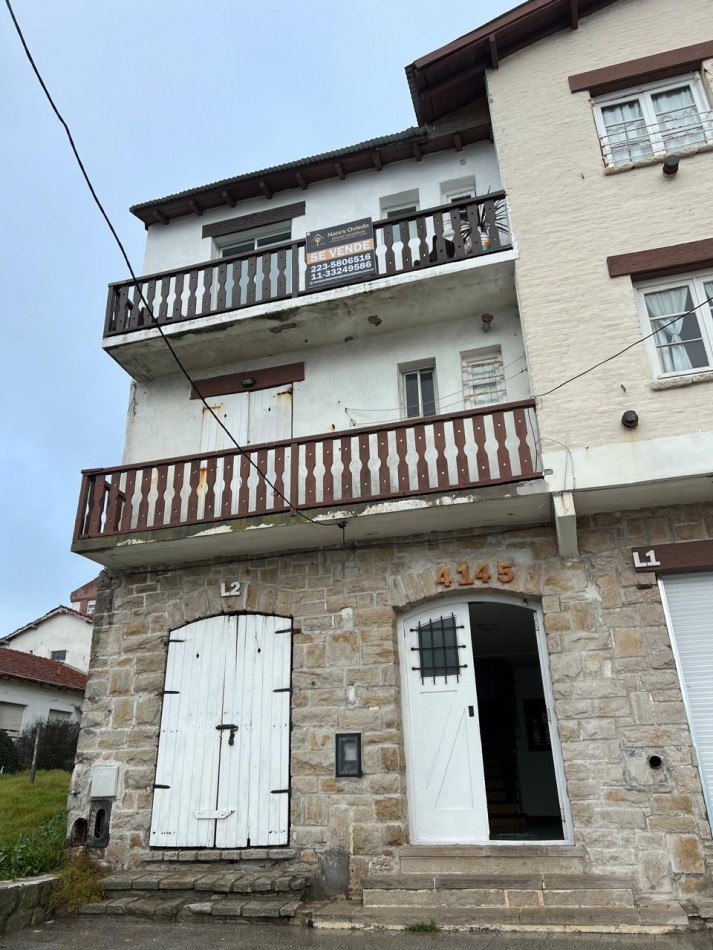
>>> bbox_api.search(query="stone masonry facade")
[69,501,713,900]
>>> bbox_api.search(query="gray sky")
[0,0,513,633]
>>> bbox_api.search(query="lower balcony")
[72,402,547,568]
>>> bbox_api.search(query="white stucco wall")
[122,306,529,464]
[141,142,502,274]
[486,0,713,492]
[3,614,93,672]
[0,679,83,734]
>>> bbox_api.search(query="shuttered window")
[462,352,507,408]
[0,701,26,736]
[661,574,713,826]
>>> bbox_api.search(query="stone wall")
[69,501,713,899]
[0,875,56,935]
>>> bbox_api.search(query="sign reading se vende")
[305,217,376,290]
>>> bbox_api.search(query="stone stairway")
[78,862,313,922]
[309,847,690,933]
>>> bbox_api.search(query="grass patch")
[0,771,70,852]
[406,920,440,933]
[0,811,67,880]
[49,853,107,912]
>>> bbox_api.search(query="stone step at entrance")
[78,865,312,922]
[398,845,587,876]
[308,900,690,934]
[362,872,637,910]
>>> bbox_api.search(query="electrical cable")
[3,0,338,533]
[535,294,713,399]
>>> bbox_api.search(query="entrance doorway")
[400,597,570,844]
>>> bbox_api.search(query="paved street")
[3,919,713,950]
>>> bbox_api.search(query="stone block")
[668,834,705,874]
[639,851,671,890]
[614,628,641,657]
[374,797,403,822]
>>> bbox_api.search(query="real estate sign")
[305,217,376,290]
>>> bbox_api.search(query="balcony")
[72,401,546,568]
[103,194,516,380]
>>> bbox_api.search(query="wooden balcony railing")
[104,193,510,337]
[73,400,539,543]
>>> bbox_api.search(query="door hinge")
[163,690,180,695]
[270,789,289,794]
[275,627,294,635]
[154,784,171,790]
[273,687,291,693]
[168,638,185,643]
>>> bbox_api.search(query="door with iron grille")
[400,604,489,843]
[150,613,292,848]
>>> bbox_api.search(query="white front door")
[150,613,292,848]
[400,604,489,843]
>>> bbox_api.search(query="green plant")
[49,853,107,912]
[0,730,20,774]
[406,920,440,933]
[15,721,81,772]
[0,811,67,880]
[0,770,71,852]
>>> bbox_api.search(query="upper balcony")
[103,194,516,380]
[72,400,545,568]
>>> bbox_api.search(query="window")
[462,350,507,408]
[86,600,96,615]
[51,649,67,662]
[48,709,72,722]
[637,272,713,377]
[0,701,25,737]
[381,191,420,243]
[217,223,292,259]
[401,364,437,418]
[414,615,465,683]
[595,75,712,167]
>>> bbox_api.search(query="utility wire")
[536,294,713,399]
[3,0,336,532]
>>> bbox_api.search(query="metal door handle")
[468,706,475,718]
[216,724,238,730]
[216,724,238,746]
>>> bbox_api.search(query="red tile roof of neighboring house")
[0,647,87,692]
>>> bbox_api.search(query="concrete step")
[80,866,313,920]
[141,847,298,864]
[307,899,690,934]
[398,844,587,875]
[362,872,636,910]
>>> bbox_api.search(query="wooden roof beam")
[334,161,346,181]
[258,179,273,199]
[221,189,236,208]
[570,0,579,29]
[188,199,203,216]
[295,172,308,190]
[412,142,423,162]
[453,132,463,152]
[489,35,499,70]
[372,150,383,171]
[153,208,169,225]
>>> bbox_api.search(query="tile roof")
[0,646,87,692]
[1,605,92,643]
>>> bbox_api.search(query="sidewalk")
[5,917,713,950]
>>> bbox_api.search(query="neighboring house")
[0,648,86,737]
[67,0,713,931]
[1,604,93,672]
[70,578,99,618]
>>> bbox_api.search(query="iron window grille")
[411,614,467,683]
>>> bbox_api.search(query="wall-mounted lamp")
[662,154,680,177]
[335,733,362,777]
[241,376,256,388]
[481,313,494,333]
[621,409,639,429]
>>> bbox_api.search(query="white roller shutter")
[660,574,713,825]
[0,701,25,736]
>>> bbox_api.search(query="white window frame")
[400,362,438,419]
[461,348,507,409]
[594,73,713,168]
[51,649,67,662]
[635,269,713,379]
[215,222,292,259]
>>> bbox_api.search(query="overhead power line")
[3,0,337,533]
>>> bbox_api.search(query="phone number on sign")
[310,254,373,280]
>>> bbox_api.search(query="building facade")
[68,0,713,929]
[0,648,86,736]
[1,604,94,672]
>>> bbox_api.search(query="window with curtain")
[595,75,712,167]
[638,273,713,377]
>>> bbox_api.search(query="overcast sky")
[0,0,513,633]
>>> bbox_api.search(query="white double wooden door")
[150,613,291,849]
[400,603,489,843]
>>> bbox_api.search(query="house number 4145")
[436,562,515,587]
